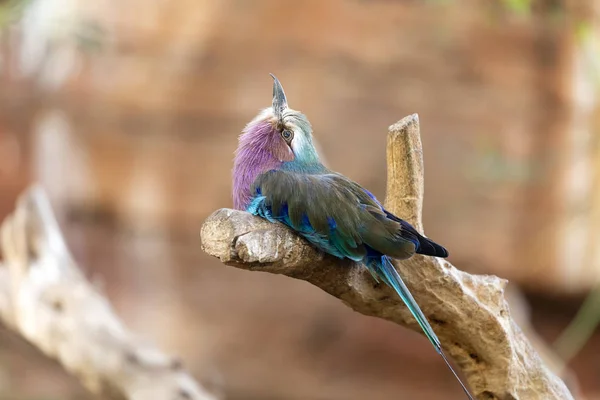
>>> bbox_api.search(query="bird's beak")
[270,73,288,123]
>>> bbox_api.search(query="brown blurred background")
[0,0,599,399]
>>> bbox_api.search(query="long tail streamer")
[374,256,475,400]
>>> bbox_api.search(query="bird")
[232,74,474,400]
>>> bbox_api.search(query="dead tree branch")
[0,185,217,400]
[201,114,574,400]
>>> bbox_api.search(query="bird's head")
[237,74,319,165]
[232,74,322,209]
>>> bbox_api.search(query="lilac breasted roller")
[232,74,473,400]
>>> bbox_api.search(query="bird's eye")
[281,129,293,141]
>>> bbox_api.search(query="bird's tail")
[396,218,449,258]
[414,234,449,258]
[372,256,474,400]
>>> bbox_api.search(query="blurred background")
[0,0,599,399]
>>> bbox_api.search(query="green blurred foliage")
[0,0,30,29]
[501,0,532,15]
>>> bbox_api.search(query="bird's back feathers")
[247,169,448,261]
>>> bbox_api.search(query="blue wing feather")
[248,194,354,259]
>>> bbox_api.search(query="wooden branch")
[201,114,574,400]
[0,185,217,400]
[386,114,425,232]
